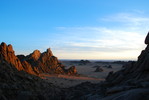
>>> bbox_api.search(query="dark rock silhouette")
[70,60,91,65]
[145,32,149,44]
[94,66,103,72]
[107,65,112,68]
[79,60,90,65]
[103,65,112,68]
[67,66,77,75]
[92,65,101,68]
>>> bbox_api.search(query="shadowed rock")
[94,67,103,72]
[0,58,62,100]
[67,66,77,75]
[145,32,149,44]
[92,65,101,68]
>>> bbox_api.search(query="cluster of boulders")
[93,65,112,72]
[71,60,91,65]
[79,60,91,65]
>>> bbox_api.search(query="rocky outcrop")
[70,60,91,65]
[0,42,77,76]
[0,42,24,71]
[29,50,41,60]
[0,42,77,100]
[67,66,77,75]
[0,58,62,100]
[94,66,103,72]
[18,48,77,75]
[145,32,149,44]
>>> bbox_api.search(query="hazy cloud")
[101,12,149,32]
[51,12,148,60]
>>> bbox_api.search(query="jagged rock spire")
[46,48,53,56]
[0,42,24,71]
[31,50,41,60]
[145,32,149,44]
[0,42,77,75]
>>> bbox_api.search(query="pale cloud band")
[54,27,145,60]
[49,12,148,60]
[39,12,149,60]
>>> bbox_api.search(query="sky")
[0,0,149,60]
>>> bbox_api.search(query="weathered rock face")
[30,50,41,60]
[18,48,77,75]
[0,42,77,76]
[0,42,24,71]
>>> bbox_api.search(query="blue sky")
[0,0,149,60]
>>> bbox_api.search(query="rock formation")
[67,66,77,75]
[0,42,77,76]
[94,66,103,72]
[0,57,62,100]
[145,32,149,44]
[104,65,112,68]
[0,42,77,100]
[70,60,91,65]
[0,42,24,71]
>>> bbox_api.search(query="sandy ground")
[40,61,123,88]
[39,74,104,88]
[62,61,122,79]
